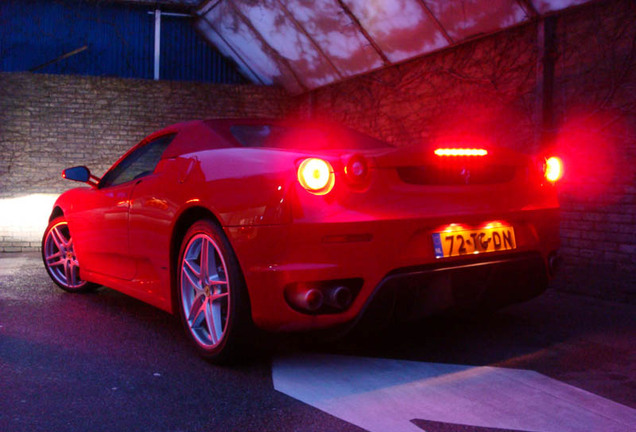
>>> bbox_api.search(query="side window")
[100,134,176,188]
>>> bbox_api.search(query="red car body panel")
[50,119,560,331]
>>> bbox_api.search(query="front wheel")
[177,220,252,364]
[42,217,97,293]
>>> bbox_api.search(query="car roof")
[155,118,390,158]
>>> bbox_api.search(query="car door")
[126,156,188,305]
[73,133,176,280]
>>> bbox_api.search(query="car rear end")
[221,122,562,332]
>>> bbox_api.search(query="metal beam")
[226,1,308,91]
[198,0,223,17]
[415,0,454,44]
[154,9,161,80]
[515,0,540,18]
[148,11,191,18]
[334,0,391,66]
[275,0,344,80]
[199,14,266,85]
[29,45,88,72]
[148,7,193,80]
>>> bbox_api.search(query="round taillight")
[344,154,369,187]
[544,156,563,182]
[348,160,366,176]
[297,158,335,195]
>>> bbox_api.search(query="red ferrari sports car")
[43,118,562,362]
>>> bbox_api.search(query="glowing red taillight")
[544,156,563,182]
[297,158,335,195]
[434,148,488,157]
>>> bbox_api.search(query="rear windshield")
[229,124,392,150]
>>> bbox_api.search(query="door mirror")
[62,166,90,182]
[62,166,97,186]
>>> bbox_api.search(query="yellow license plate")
[433,225,516,258]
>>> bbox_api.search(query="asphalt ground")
[1,252,634,432]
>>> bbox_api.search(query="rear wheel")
[177,220,251,364]
[42,217,97,292]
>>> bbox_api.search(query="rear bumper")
[359,252,548,326]
[226,208,559,331]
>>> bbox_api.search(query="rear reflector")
[435,148,488,157]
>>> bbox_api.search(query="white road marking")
[273,354,636,432]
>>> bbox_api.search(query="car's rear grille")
[397,164,517,185]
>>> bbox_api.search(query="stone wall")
[0,72,288,251]
[294,0,636,302]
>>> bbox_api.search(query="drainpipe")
[154,9,161,80]
[150,10,191,81]
[536,16,557,150]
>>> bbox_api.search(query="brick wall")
[551,0,636,302]
[294,0,636,302]
[0,72,288,251]
[298,23,539,153]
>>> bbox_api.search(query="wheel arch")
[169,206,251,315]
[49,206,64,222]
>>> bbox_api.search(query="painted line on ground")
[273,354,635,432]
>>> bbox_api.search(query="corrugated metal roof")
[0,0,244,83]
[193,0,595,93]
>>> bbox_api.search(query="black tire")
[176,219,252,364]
[42,216,98,293]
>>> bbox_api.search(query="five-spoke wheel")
[180,232,231,348]
[177,220,250,363]
[42,217,96,292]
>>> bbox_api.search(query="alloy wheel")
[43,221,87,290]
[180,233,231,349]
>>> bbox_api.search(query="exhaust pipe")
[287,286,324,312]
[324,285,352,310]
[548,252,561,277]
[284,280,360,313]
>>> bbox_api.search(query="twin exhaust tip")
[548,251,561,277]
[285,282,358,314]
